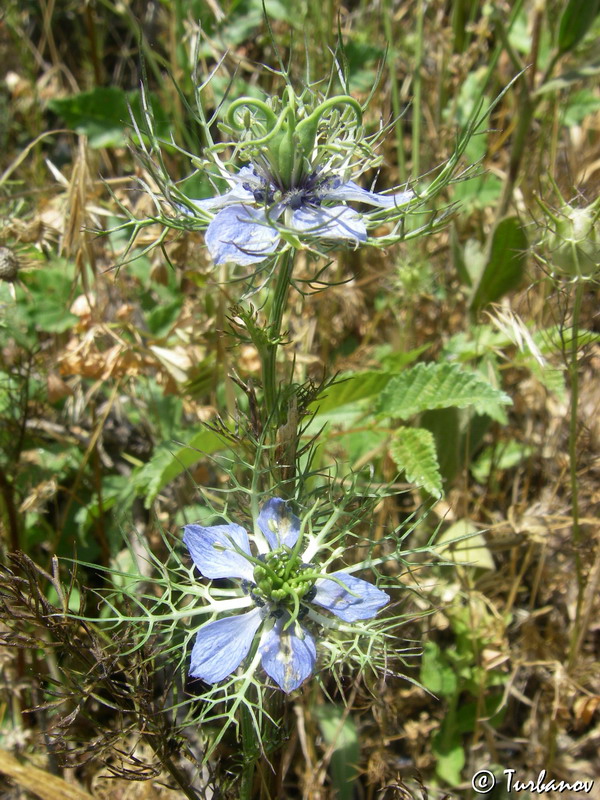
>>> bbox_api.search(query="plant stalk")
[261,250,295,426]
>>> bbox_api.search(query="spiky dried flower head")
[0,246,19,282]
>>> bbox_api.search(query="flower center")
[252,548,315,607]
[243,165,344,210]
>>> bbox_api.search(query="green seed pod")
[546,205,600,279]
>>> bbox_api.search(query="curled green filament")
[224,93,364,189]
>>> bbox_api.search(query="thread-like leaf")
[389,426,443,498]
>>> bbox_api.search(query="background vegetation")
[1,0,599,798]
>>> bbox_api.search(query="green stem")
[567,279,585,670]
[495,81,534,219]
[412,0,424,180]
[262,250,295,425]
[383,0,405,182]
[240,701,258,800]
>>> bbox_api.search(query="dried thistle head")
[0,246,19,282]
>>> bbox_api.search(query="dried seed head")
[0,247,19,282]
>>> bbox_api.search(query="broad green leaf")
[435,520,495,571]
[133,428,227,507]
[450,224,471,287]
[420,642,458,697]
[48,87,170,148]
[558,0,600,53]
[376,362,511,419]
[433,716,465,786]
[145,299,183,338]
[469,217,528,312]
[389,426,443,498]
[313,371,391,414]
[421,407,492,486]
[456,694,505,733]
[314,705,359,800]
[562,89,600,126]
[310,347,429,415]
[535,62,600,95]
[451,174,503,212]
[471,441,535,484]
[18,263,78,333]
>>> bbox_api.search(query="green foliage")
[314,705,360,800]
[17,260,78,333]
[434,520,495,572]
[389,426,443,498]
[48,87,171,148]
[375,362,511,419]
[558,0,600,53]
[469,217,529,312]
[132,427,228,507]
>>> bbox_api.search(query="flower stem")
[240,701,259,800]
[262,250,295,426]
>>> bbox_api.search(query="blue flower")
[183,498,389,693]
[190,166,414,266]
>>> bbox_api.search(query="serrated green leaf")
[133,428,227,507]
[310,348,429,416]
[389,426,443,498]
[376,362,511,420]
[469,217,528,312]
[530,362,567,400]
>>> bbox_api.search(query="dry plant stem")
[0,465,20,551]
[567,279,585,671]
[144,736,202,800]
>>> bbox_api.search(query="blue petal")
[257,498,301,549]
[259,616,316,693]
[183,523,254,581]
[188,166,257,212]
[313,572,389,622]
[290,206,367,243]
[323,179,414,209]
[205,205,280,265]
[190,608,263,682]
